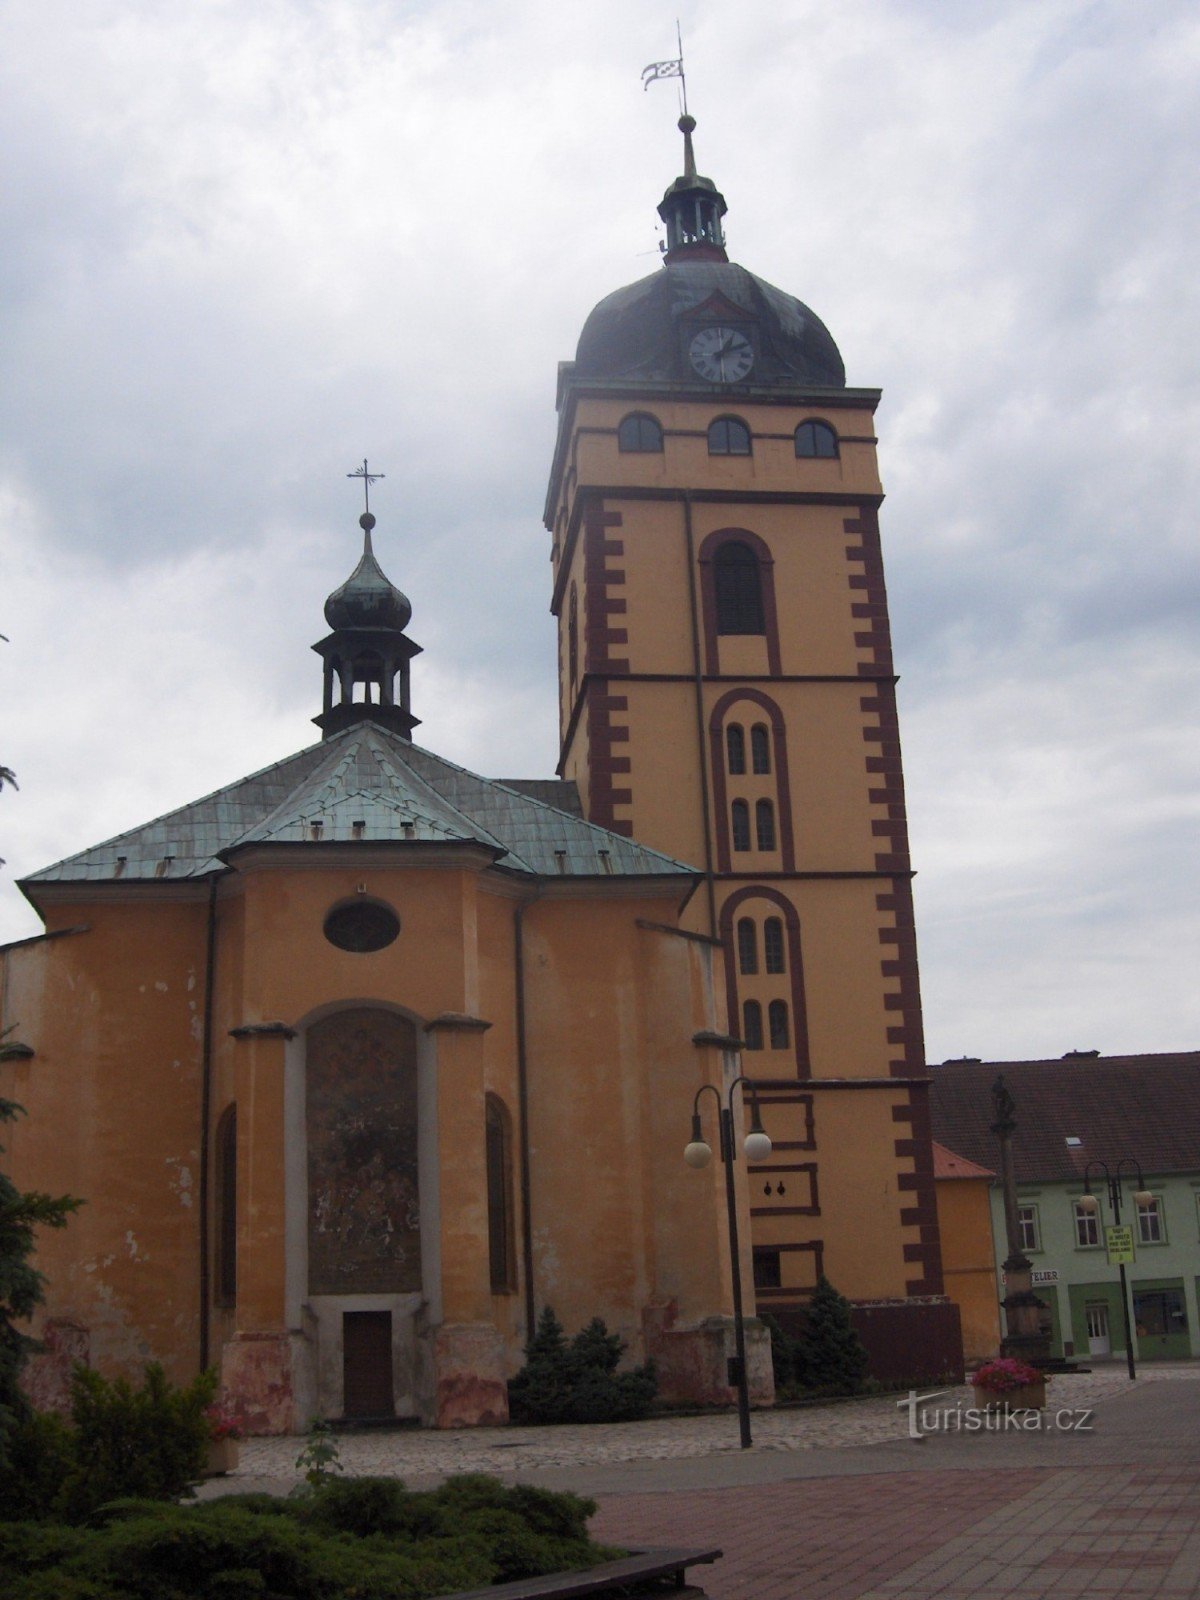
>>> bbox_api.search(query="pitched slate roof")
[22,722,695,888]
[929,1052,1200,1183]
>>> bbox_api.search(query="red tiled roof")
[931,1140,994,1180]
[928,1051,1200,1183]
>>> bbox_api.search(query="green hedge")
[0,1475,620,1600]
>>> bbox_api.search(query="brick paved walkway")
[215,1366,1200,1598]
[587,1378,1200,1599]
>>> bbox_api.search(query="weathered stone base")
[429,1322,508,1428]
[643,1303,774,1407]
[20,1319,90,1414]
[220,1330,300,1435]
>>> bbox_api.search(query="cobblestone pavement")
[210,1365,1200,1598]
[230,1362,1195,1488]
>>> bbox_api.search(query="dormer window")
[708,417,751,456]
[795,420,839,459]
[618,413,664,453]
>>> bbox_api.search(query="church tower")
[546,117,959,1370]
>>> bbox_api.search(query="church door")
[342,1311,395,1420]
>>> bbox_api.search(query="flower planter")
[972,1379,1046,1413]
[204,1436,240,1476]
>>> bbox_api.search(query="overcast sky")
[2,0,1197,1065]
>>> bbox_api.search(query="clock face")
[688,325,755,383]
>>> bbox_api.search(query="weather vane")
[641,20,687,114]
[347,458,385,516]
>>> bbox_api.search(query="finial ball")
[678,113,696,133]
[360,512,376,531]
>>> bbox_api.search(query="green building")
[930,1052,1200,1363]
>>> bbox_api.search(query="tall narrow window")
[742,1000,764,1050]
[768,1000,790,1050]
[726,723,746,774]
[486,1095,516,1292]
[1017,1204,1040,1252]
[731,800,751,851]
[1074,1202,1099,1248]
[764,917,785,974]
[756,799,776,851]
[795,420,839,458]
[714,542,765,635]
[737,918,758,975]
[750,723,770,774]
[568,584,579,699]
[618,412,664,452]
[1137,1196,1163,1244]
[215,1105,237,1306]
[708,416,752,456]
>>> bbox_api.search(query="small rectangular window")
[752,1248,782,1290]
[1137,1196,1164,1245]
[1017,1204,1039,1252]
[1074,1203,1099,1248]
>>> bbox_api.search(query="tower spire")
[311,468,422,740]
[657,113,728,265]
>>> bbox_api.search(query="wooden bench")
[440,1545,723,1598]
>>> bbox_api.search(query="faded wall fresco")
[306,1008,421,1295]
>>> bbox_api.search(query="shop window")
[726,723,746,774]
[737,917,758,975]
[1133,1288,1187,1339]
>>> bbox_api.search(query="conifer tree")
[0,1093,81,1460]
[794,1275,870,1393]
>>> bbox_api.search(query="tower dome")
[574,115,845,391]
[323,512,412,631]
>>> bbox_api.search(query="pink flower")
[973,1358,1045,1393]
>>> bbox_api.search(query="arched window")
[486,1094,516,1292]
[714,542,765,635]
[737,917,758,974]
[750,723,770,775]
[769,1000,790,1050]
[708,416,751,456]
[731,800,751,852]
[215,1105,237,1307]
[764,917,785,974]
[795,420,839,459]
[618,412,664,453]
[568,584,579,698]
[756,799,776,852]
[726,723,746,774]
[743,1000,764,1051]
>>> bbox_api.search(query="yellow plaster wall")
[803,1090,914,1300]
[935,1178,1001,1364]
[1,900,208,1382]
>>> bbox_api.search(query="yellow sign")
[1106,1225,1135,1265]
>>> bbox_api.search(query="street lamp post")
[1077,1159,1153,1381]
[684,1076,772,1449]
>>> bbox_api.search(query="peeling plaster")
[155,981,168,993]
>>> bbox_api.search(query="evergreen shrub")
[507,1308,657,1425]
[765,1276,870,1398]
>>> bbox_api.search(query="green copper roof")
[22,723,696,887]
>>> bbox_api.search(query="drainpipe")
[683,491,718,937]
[198,874,218,1371]
[514,895,538,1341]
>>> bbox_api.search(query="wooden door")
[342,1311,394,1419]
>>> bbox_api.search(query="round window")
[323,899,400,953]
